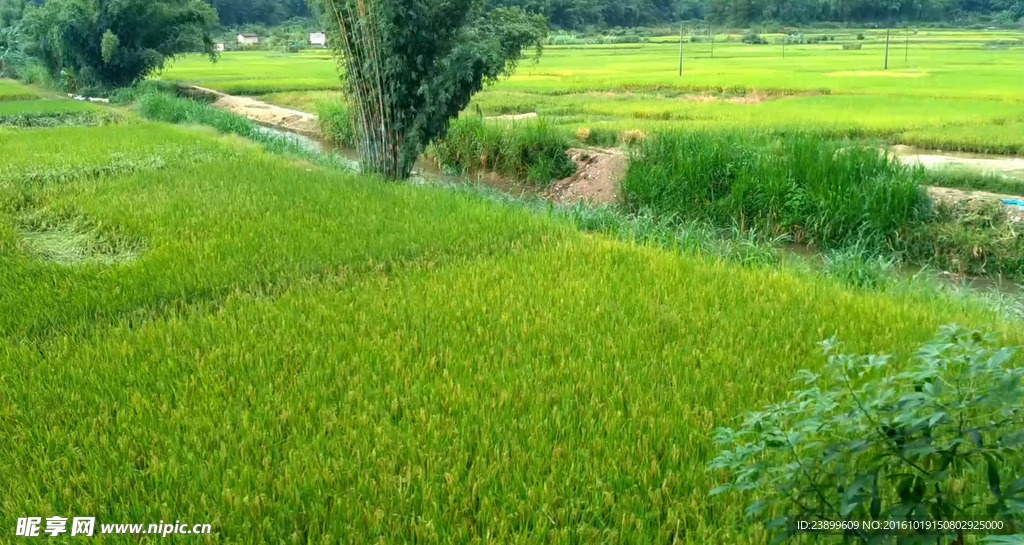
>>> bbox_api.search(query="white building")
[309,31,327,46]
[237,33,259,45]
[214,43,225,52]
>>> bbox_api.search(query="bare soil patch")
[545,148,626,205]
[928,186,1024,222]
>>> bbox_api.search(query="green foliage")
[823,244,897,289]
[320,0,547,178]
[314,98,354,147]
[429,116,576,185]
[21,0,218,90]
[907,200,1024,281]
[0,19,26,78]
[621,131,931,250]
[710,325,1024,543]
[741,30,767,44]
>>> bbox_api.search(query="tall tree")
[22,0,218,90]
[318,0,547,179]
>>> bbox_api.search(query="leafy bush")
[843,43,864,50]
[21,0,218,90]
[823,244,897,289]
[742,31,768,44]
[621,131,930,250]
[429,116,576,185]
[314,99,355,147]
[710,326,1024,544]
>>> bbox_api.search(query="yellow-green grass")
[2,98,1021,543]
[0,79,38,101]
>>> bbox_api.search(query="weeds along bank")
[3,85,1023,542]
[624,131,1024,281]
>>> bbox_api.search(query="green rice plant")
[429,116,576,185]
[899,122,1024,155]
[0,79,37,101]
[0,123,244,192]
[2,109,1023,544]
[621,130,931,250]
[0,98,105,126]
[314,98,355,147]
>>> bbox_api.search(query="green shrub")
[823,244,897,289]
[430,116,576,185]
[843,43,863,50]
[314,99,355,147]
[741,31,768,44]
[710,325,1024,543]
[621,131,930,250]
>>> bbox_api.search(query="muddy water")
[891,145,1024,180]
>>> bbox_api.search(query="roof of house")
[238,33,259,38]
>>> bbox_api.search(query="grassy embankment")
[2,85,1021,542]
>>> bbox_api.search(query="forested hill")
[216,0,1018,29]
[486,0,1021,27]
[2,0,1020,28]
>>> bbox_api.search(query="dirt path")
[186,85,320,138]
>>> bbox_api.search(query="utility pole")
[710,27,715,58]
[679,23,684,76]
[905,28,910,62]
[884,27,890,70]
[783,33,786,59]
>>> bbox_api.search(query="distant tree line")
[3,0,1020,30]
[487,0,1021,26]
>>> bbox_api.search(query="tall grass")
[429,116,576,185]
[622,131,931,249]
[314,99,355,147]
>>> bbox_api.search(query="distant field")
[159,28,1024,153]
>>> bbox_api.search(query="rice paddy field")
[3,84,1022,542]
[160,27,1024,153]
